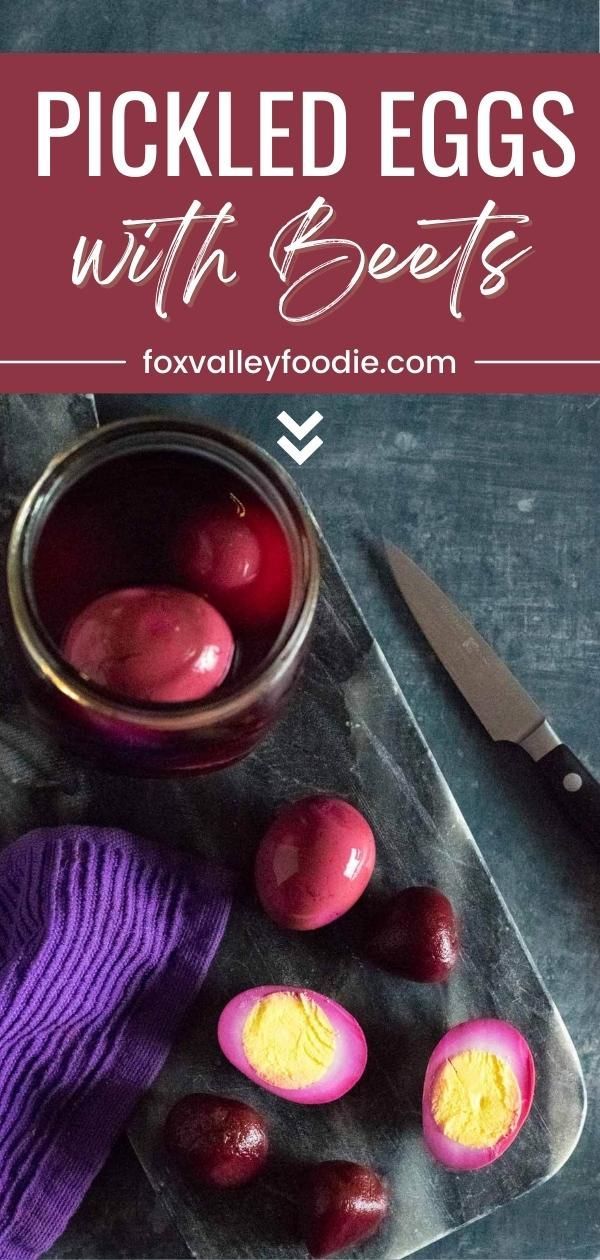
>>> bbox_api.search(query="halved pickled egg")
[218,986,367,1104]
[422,1018,535,1170]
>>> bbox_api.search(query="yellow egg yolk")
[242,992,336,1089]
[431,1049,521,1148]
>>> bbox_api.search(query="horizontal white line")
[0,359,126,365]
[475,359,600,365]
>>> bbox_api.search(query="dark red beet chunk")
[305,1161,389,1258]
[164,1093,269,1188]
[367,886,459,982]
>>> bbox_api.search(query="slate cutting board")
[0,396,586,1260]
[125,540,586,1253]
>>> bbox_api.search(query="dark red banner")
[0,53,597,393]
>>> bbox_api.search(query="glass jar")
[7,417,320,775]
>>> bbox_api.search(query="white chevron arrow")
[277,410,323,439]
[276,410,323,465]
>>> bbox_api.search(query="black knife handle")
[537,743,600,847]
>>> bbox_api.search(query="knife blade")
[385,540,600,847]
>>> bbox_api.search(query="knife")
[385,540,600,846]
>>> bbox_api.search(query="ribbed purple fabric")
[0,826,232,1260]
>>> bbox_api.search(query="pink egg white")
[422,1018,535,1171]
[217,985,368,1105]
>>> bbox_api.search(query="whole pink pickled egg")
[62,586,234,703]
[174,496,292,632]
[255,796,376,930]
[422,1019,535,1170]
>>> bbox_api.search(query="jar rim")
[7,416,320,731]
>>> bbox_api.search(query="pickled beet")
[367,886,459,982]
[305,1161,389,1258]
[164,1093,269,1188]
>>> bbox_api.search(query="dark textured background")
[1,1,599,1257]
[0,0,594,52]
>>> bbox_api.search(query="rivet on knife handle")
[535,744,600,846]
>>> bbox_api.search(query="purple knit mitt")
[0,826,232,1260]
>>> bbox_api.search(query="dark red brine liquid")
[9,422,317,777]
[32,449,293,710]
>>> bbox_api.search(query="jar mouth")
[7,417,320,731]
